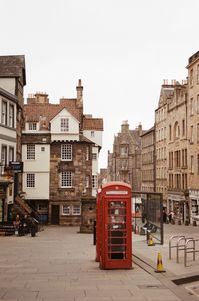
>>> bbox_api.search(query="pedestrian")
[169,210,174,223]
[163,209,167,223]
[13,214,21,235]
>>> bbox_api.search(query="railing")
[184,238,199,267]
[169,235,199,267]
[169,235,185,260]
[176,236,193,263]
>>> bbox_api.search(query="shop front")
[167,192,188,224]
[0,177,14,223]
[189,189,199,223]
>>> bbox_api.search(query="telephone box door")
[100,182,132,269]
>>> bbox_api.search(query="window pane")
[28,122,37,130]
[61,171,72,187]
[27,144,35,159]
[61,144,72,161]
[72,204,81,215]
[9,104,14,128]
[60,118,69,132]
[2,101,7,125]
[62,205,70,215]
[27,174,35,187]
[92,175,97,188]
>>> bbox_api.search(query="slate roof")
[83,117,103,130]
[0,55,26,84]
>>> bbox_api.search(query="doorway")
[51,205,60,224]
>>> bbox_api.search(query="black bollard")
[93,220,96,245]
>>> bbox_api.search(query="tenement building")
[0,56,26,223]
[155,82,175,208]
[186,51,199,223]
[141,126,155,193]
[107,121,144,191]
[22,80,103,228]
[166,81,188,223]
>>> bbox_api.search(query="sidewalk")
[0,225,198,301]
[133,223,199,299]
[133,223,199,276]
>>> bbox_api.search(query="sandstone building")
[186,51,199,222]
[141,126,155,193]
[107,121,144,191]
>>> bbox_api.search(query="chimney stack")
[76,79,83,100]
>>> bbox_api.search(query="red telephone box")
[98,182,132,269]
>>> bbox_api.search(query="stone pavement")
[0,225,198,301]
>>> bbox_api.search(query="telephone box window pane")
[107,200,127,260]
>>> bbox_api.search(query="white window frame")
[72,204,81,215]
[92,153,97,160]
[1,101,7,125]
[61,171,72,188]
[9,104,14,128]
[61,144,72,161]
[86,146,89,160]
[27,144,35,160]
[60,118,69,132]
[92,175,97,189]
[9,146,14,162]
[1,145,7,167]
[28,122,37,131]
[62,205,71,215]
[26,173,35,188]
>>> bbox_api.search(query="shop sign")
[189,189,199,200]
[168,193,185,201]
[9,161,23,173]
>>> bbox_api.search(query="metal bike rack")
[184,238,199,267]
[169,235,185,260]
[176,236,193,263]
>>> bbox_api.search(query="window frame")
[92,175,97,189]
[9,104,14,128]
[26,173,35,188]
[28,122,37,131]
[61,144,72,161]
[72,204,81,215]
[60,118,69,132]
[1,101,7,125]
[61,171,72,188]
[62,204,71,215]
[27,144,35,160]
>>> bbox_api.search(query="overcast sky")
[1,0,199,168]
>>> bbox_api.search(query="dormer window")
[60,118,69,132]
[28,122,37,131]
